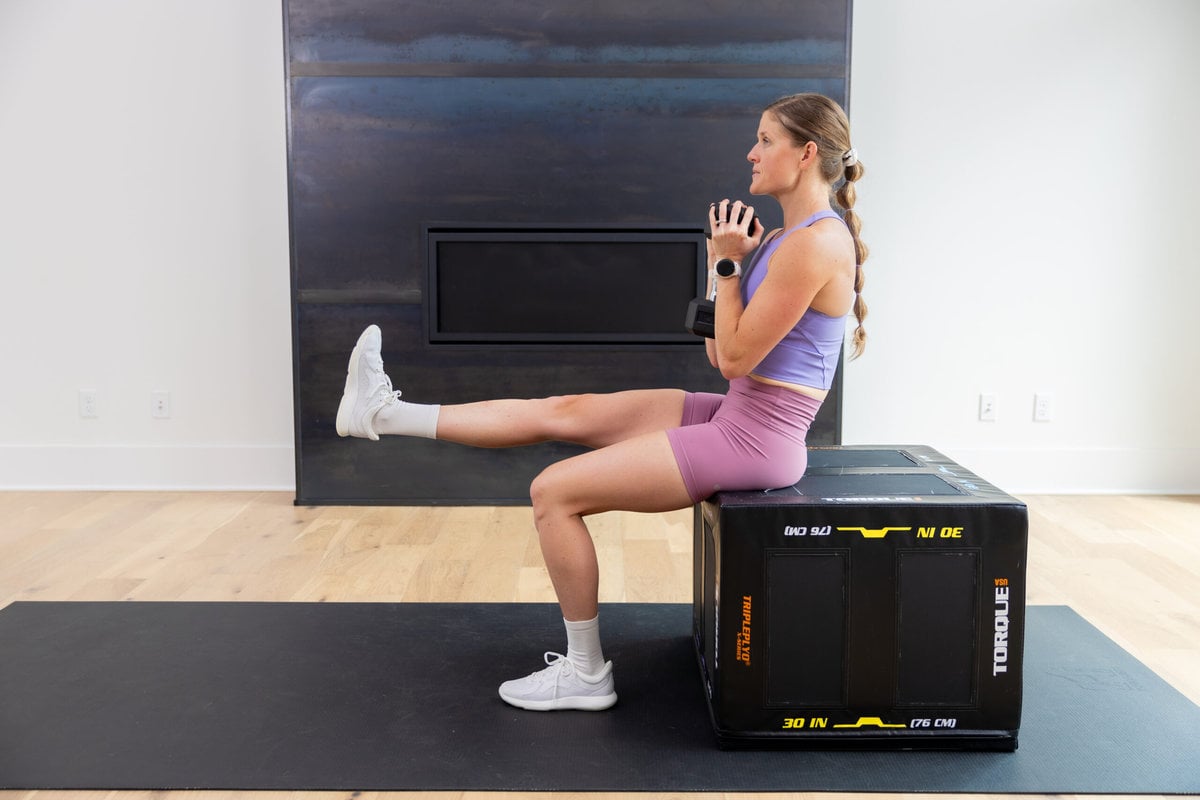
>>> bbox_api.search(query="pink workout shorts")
[666,376,822,503]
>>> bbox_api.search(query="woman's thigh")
[547,388,688,449]
[532,430,694,518]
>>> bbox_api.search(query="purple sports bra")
[739,209,849,390]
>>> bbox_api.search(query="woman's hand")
[709,199,762,261]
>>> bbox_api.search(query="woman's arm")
[703,237,722,369]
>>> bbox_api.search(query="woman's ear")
[799,140,819,165]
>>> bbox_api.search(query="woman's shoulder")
[761,227,785,246]
[769,218,855,275]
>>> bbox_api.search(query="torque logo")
[735,595,752,665]
[993,580,1012,676]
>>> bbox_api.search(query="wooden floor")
[0,491,1197,800]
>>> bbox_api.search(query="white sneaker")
[498,652,618,711]
[335,324,400,441]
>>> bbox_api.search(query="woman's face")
[747,112,805,196]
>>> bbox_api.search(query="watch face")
[716,258,737,277]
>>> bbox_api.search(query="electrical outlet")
[151,391,171,419]
[79,389,99,418]
[1034,392,1054,422]
[978,393,997,422]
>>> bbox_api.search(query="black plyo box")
[692,445,1027,750]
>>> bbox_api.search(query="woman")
[335,92,867,712]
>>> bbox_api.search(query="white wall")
[0,0,294,489]
[845,0,1200,492]
[0,1,1196,493]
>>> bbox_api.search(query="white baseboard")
[936,446,1200,495]
[0,445,295,491]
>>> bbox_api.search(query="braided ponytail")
[836,160,868,359]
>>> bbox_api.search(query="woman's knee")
[537,394,595,444]
[529,459,587,529]
[530,463,563,517]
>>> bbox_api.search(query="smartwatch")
[715,258,741,278]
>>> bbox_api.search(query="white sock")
[564,615,606,676]
[372,400,441,439]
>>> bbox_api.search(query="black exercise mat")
[1,601,1197,793]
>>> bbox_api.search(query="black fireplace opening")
[425,224,707,345]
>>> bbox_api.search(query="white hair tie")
[842,147,858,167]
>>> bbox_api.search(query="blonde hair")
[765,93,868,358]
